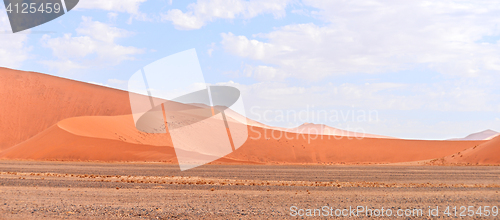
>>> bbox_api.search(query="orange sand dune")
[0,115,248,164]
[57,115,172,146]
[0,68,490,165]
[0,112,485,164]
[0,67,133,150]
[0,123,176,162]
[222,127,485,164]
[442,135,500,165]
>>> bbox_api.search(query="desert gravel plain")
[0,160,499,219]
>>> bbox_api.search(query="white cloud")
[76,16,131,43]
[221,32,293,59]
[220,79,500,122]
[162,9,205,30]
[207,48,214,56]
[162,0,291,30]
[41,17,143,73]
[0,9,30,69]
[220,0,500,80]
[42,34,95,59]
[107,12,119,22]
[243,64,289,81]
[74,0,147,14]
[216,1,500,139]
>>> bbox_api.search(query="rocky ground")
[0,161,499,219]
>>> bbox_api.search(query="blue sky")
[1,0,500,140]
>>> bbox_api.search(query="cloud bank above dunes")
[221,0,500,81]
[1,0,500,140]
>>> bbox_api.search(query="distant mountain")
[215,110,397,139]
[285,123,396,139]
[449,129,499,141]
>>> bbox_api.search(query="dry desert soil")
[0,160,499,219]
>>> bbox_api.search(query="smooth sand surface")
[0,67,391,152]
[0,67,132,150]
[224,126,485,164]
[443,135,500,165]
[0,114,486,164]
[0,67,498,165]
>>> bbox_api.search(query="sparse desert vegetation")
[1,161,499,219]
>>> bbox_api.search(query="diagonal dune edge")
[0,67,499,165]
[0,113,491,165]
[431,135,500,165]
[0,120,256,165]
